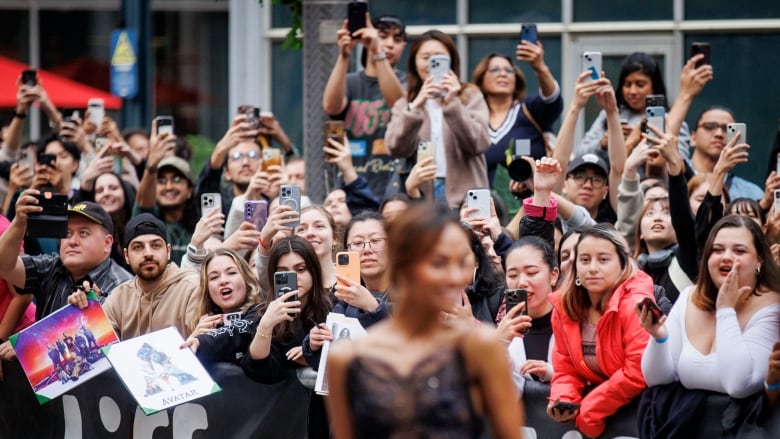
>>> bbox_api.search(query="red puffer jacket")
[548,270,654,437]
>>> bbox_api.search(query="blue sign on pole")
[110,29,138,99]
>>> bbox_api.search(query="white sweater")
[641,286,780,398]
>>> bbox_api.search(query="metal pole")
[120,0,152,130]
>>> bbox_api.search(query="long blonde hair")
[192,248,262,330]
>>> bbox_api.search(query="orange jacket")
[548,270,653,437]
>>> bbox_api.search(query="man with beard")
[70,213,200,340]
[135,131,197,264]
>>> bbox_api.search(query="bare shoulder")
[458,322,505,358]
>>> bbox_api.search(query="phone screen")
[347,1,368,37]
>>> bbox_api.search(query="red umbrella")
[0,56,122,110]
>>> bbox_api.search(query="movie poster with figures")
[9,293,119,405]
[102,326,221,415]
[314,313,367,395]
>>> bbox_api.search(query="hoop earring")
[575,276,582,286]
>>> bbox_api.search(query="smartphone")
[336,251,361,287]
[774,189,780,215]
[416,140,435,164]
[645,106,665,135]
[504,289,528,316]
[280,185,302,228]
[691,42,711,68]
[347,1,368,37]
[776,152,780,175]
[727,123,747,145]
[582,51,602,82]
[27,192,68,239]
[639,297,663,325]
[38,153,56,169]
[238,104,260,130]
[520,24,537,45]
[21,69,37,86]
[94,135,110,152]
[513,138,531,157]
[466,189,491,219]
[17,150,36,171]
[61,109,80,124]
[324,121,345,159]
[429,55,451,84]
[551,401,581,414]
[87,98,105,127]
[645,94,666,108]
[274,271,298,302]
[155,116,174,136]
[262,148,283,173]
[201,193,222,217]
[244,199,269,230]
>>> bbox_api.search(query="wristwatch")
[372,51,387,62]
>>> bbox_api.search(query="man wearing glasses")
[690,107,763,200]
[322,14,408,200]
[136,132,197,264]
[563,153,614,222]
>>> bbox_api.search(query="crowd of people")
[0,10,779,439]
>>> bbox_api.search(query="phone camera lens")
[338,254,349,264]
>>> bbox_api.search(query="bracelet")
[372,51,387,62]
[258,236,272,250]
[766,381,780,392]
[12,111,27,120]
[655,335,669,344]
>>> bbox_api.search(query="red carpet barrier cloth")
[0,359,778,438]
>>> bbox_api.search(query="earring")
[756,266,761,276]
[575,276,582,286]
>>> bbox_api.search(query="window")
[573,0,673,21]
[469,0,560,23]
[272,41,304,151]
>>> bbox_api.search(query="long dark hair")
[692,215,780,312]
[616,52,667,110]
[406,30,461,103]
[264,236,331,343]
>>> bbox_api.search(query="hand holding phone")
[582,51,602,82]
[774,189,780,215]
[274,271,299,308]
[21,69,37,87]
[347,1,368,38]
[638,297,663,325]
[691,42,711,68]
[726,123,747,146]
[336,251,361,287]
[280,185,302,228]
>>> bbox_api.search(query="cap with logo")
[566,153,609,178]
[68,202,114,234]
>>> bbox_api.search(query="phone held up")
[324,121,345,159]
[280,185,302,228]
[582,51,602,82]
[774,189,780,215]
[201,193,222,217]
[274,271,298,303]
[22,69,37,86]
[504,289,529,334]
[155,116,174,136]
[691,42,711,68]
[28,191,68,239]
[336,251,361,286]
[726,123,747,146]
[520,24,537,45]
[244,199,269,231]
[466,189,491,219]
[347,1,368,38]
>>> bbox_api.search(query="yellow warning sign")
[111,31,136,66]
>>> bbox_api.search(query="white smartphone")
[514,138,531,157]
[727,123,747,145]
[416,140,435,164]
[201,193,222,217]
[155,115,174,136]
[429,55,451,84]
[582,51,602,82]
[466,189,491,218]
[645,106,666,135]
[774,189,780,214]
[87,98,104,127]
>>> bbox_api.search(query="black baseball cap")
[373,15,406,38]
[124,213,167,247]
[68,202,114,234]
[566,153,609,178]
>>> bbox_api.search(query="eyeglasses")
[157,175,183,185]
[487,67,514,75]
[346,238,387,252]
[697,122,728,133]
[568,172,607,188]
[228,150,260,163]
